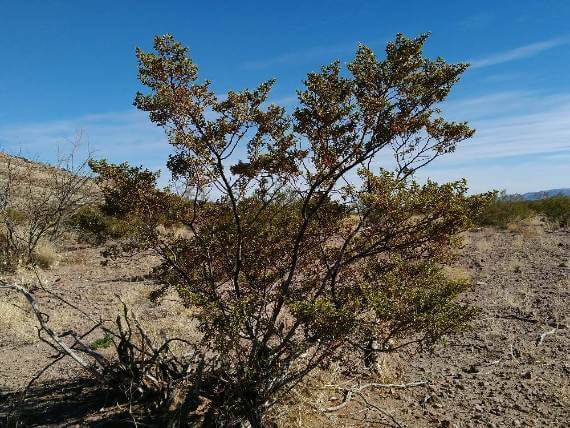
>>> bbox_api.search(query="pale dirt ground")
[0,224,568,427]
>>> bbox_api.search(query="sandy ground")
[0,225,568,427]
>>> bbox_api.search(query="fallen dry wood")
[319,380,427,427]
[0,281,106,379]
[322,380,428,412]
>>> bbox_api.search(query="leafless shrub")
[0,276,207,426]
[0,142,96,271]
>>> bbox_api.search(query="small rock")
[522,371,532,380]
[464,364,480,374]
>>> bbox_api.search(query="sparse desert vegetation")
[475,192,570,230]
[0,148,96,272]
[1,208,568,427]
[0,31,569,428]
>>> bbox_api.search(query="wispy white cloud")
[0,110,167,168]
[444,90,570,121]
[245,35,570,72]
[417,90,570,192]
[266,94,298,106]
[0,91,568,194]
[469,37,569,69]
[440,91,570,161]
[419,157,569,194]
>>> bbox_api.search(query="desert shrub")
[475,198,533,229]
[87,33,492,426]
[0,146,95,270]
[475,193,570,229]
[68,205,127,244]
[529,196,570,228]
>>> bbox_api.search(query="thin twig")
[322,380,428,413]
[356,391,403,428]
[536,328,557,346]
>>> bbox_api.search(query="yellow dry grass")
[506,216,544,237]
[32,241,60,269]
[268,355,403,428]
[0,297,38,344]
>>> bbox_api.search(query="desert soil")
[0,224,569,427]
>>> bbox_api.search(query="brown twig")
[322,380,428,413]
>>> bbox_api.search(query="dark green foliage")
[87,160,162,218]
[89,333,114,350]
[530,196,570,228]
[67,205,127,244]
[474,193,533,228]
[88,159,190,227]
[475,193,570,229]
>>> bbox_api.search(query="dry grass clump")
[31,241,59,269]
[496,284,535,316]
[48,306,87,333]
[0,226,60,271]
[557,384,570,407]
[268,356,403,427]
[60,247,90,266]
[0,272,81,343]
[0,146,95,273]
[468,230,496,255]
[505,216,544,237]
[110,284,201,356]
[549,279,568,326]
[0,296,38,344]
[268,364,349,427]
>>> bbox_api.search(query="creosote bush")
[531,195,570,228]
[89,33,493,426]
[475,192,570,229]
[474,192,533,229]
[68,205,128,244]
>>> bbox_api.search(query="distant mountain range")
[520,188,570,200]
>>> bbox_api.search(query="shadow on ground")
[0,378,140,427]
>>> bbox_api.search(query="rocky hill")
[522,188,570,200]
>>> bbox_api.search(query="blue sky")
[0,0,569,193]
